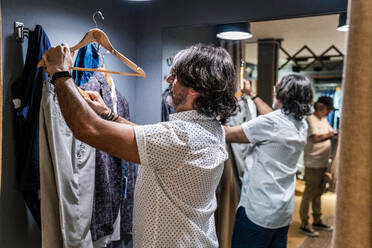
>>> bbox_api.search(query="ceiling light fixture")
[217,23,252,40]
[337,12,349,32]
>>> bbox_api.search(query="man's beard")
[167,87,188,110]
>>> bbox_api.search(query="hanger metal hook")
[93,11,104,28]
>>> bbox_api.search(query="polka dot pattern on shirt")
[133,110,227,248]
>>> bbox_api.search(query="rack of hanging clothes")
[12,13,141,248]
[73,41,138,248]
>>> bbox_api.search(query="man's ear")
[189,88,199,97]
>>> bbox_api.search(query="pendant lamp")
[337,12,349,32]
[217,23,252,40]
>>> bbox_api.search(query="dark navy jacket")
[12,25,51,191]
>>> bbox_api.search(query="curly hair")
[275,74,313,121]
[171,44,237,124]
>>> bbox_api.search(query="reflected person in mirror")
[225,75,313,248]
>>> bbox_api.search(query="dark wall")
[162,25,217,92]
[1,0,137,247]
[134,0,347,124]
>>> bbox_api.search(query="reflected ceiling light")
[337,12,349,32]
[217,23,252,40]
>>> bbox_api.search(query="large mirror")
[162,14,346,248]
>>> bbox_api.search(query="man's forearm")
[311,133,333,143]
[252,95,273,115]
[55,78,136,128]
[42,44,140,163]
[54,77,140,163]
[54,77,98,134]
[224,125,250,143]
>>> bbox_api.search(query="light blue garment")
[73,44,99,86]
[239,110,308,228]
[39,82,96,248]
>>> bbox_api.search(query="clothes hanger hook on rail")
[93,11,104,28]
[93,11,105,53]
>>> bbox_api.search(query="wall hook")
[14,22,29,43]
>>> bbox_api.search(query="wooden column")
[332,0,372,246]
[257,39,280,106]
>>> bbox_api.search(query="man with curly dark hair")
[42,43,237,247]
[225,75,313,248]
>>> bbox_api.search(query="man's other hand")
[85,91,110,116]
[242,79,256,97]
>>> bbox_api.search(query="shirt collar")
[169,110,216,122]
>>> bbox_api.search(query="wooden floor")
[287,180,337,248]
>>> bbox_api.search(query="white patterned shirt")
[133,110,227,248]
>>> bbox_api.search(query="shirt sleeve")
[241,115,274,144]
[133,122,191,171]
[306,116,317,136]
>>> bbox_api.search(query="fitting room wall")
[162,25,217,92]
[0,1,137,247]
[134,0,347,124]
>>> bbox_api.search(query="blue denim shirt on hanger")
[73,43,99,86]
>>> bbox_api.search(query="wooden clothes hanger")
[235,62,246,97]
[37,28,146,78]
[100,67,113,89]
